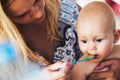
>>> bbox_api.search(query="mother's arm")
[88,58,120,80]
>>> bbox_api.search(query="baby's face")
[77,19,114,61]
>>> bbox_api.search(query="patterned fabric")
[54,0,82,63]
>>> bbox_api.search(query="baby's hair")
[77,1,116,32]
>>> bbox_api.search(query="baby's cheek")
[101,43,113,57]
[79,44,87,54]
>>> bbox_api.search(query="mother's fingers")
[87,77,106,80]
[58,71,72,80]
[95,60,113,70]
[45,62,72,80]
[95,58,120,70]
[89,70,113,79]
[89,59,120,80]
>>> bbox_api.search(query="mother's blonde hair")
[1,0,60,63]
[45,0,60,40]
[0,1,49,65]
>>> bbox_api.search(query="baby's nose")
[87,43,97,54]
[90,43,96,50]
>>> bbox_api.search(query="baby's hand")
[78,54,100,75]
[42,61,72,80]
[72,54,100,80]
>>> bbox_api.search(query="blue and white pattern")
[54,0,82,63]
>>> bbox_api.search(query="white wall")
[75,0,104,7]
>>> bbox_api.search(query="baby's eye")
[96,39,103,42]
[82,40,87,43]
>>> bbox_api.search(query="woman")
[1,0,81,63]
[0,0,73,80]
[1,0,81,79]
[1,0,120,80]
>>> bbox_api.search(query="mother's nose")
[29,7,42,18]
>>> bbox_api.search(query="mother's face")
[6,0,46,24]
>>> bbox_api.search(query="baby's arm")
[72,54,100,80]
[72,62,86,80]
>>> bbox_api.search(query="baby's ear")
[114,29,120,43]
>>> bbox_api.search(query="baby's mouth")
[72,53,99,64]
[86,54,98,60]
[88,54,103,62]
[93,54,98,59]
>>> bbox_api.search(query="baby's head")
[76,1,120,61]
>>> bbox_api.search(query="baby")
[72,1,120,80]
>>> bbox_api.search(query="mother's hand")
[46,61,72,80]
[88,58,120,80]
